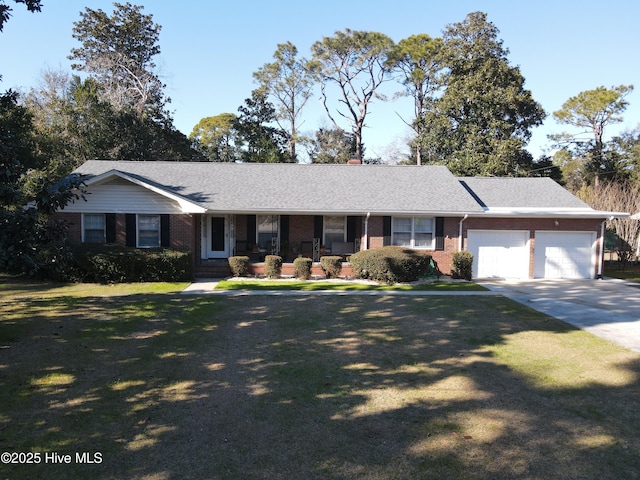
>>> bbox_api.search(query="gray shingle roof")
[73,161,485,215]
[458,177,590,209]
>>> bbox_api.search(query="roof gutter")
[477,207,630,219]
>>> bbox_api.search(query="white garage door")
[467,230,530,279]
[534,231,595,279]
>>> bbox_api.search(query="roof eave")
[203,208,483,216]
[472,208,630,219]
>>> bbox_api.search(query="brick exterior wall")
[366,216,386,249]
[55,212,82,242]
[53,211,195,251]
[169,214,195,250]
[59,210,604,279]
[287,215,315,252]
[234,215,247,248]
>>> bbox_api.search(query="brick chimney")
[347,159,362,165]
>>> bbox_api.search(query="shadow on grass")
[1,289,639,479]
[214,279,488,291]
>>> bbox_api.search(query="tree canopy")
[415,12,546,175]
[189,113,240,162]
[386,34,442,164]
[552,84,634,186]
[234,89,288,163]
[1,76,84,278]
[253,42,316,162]
[312,29,394,162]
[69,2,167,120]
[0,0,41,31]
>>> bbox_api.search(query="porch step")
[195,262,231,279]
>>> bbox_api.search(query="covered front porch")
[193,212,365,278]
[197,212,365,261]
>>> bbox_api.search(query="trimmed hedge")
[451,251,473,281]
[228,256,250,277]
[293,257,312,280]
[349,246,432,284]
[320,255,343,279]
[67,244,192,283]
[264,255,282,279]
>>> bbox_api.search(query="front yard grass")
[1,278,639,479]
[604,261,640,282]
[214,278,487,291]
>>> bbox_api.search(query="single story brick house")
[56,160,627,279]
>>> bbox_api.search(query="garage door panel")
[534,232,595,279]
[467,230,529,279]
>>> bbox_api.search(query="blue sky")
[1,0,638,161]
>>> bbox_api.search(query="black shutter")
[125,214,136,247]
[280,215,289,243]
[105,213,116,243]
[383,216,391,246]
[247,215,256,244]
[435,217,444,251]
[346,216,357,242]
[313,216,323,240]
[160,214,170,247]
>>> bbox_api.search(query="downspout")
[597,216,613,279]
[458,214,469,251]
[363,212,371,251]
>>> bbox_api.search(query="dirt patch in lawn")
[1,286,639,479]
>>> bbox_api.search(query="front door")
[207,216,229,258]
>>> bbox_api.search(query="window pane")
[324,216,345,233]
[393,217,412,233]
[85,214,104,229]
[324,216,345,248]
[414,218,433,233]
[414,233,433,248]
[84,214,105,243]
[257,215,277,233]
[139,215,159,230]
[392,233,412,247]
[138,215,160,247]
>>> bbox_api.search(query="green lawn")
[604,261,640,282]
[215,278,487,291]
[1,278,639,479]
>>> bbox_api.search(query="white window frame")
[323,215,347,250]
[392,217,435,250]
[82,213,106,243]
[137,214,161,248]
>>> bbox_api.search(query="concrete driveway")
[479,278,640,353]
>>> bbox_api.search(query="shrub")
[320,255,343,279]
[67,244,192,283]
[293,257,312,280]
[451,251,473,280]
[349,246,431,284]
[228,256,250,277]
[264,255,282,279]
